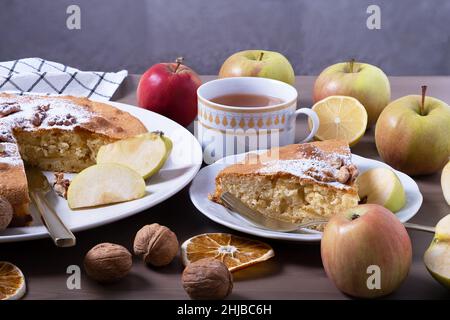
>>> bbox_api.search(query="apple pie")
[0,93,147,226]
[211,140,359,225]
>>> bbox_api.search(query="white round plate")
[0,101,203,243]
[189,152,423,242]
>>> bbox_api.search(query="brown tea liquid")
[210,93,284,108]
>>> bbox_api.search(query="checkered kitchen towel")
[0,58,127,101]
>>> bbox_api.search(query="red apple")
[321,204,412,298]
[137,57,202,127]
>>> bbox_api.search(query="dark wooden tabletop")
[2,75,450,300]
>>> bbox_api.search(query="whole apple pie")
[210,140,359,225]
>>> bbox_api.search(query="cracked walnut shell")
[133,223,179,267]
[182,258,233,300]
[84,243,132,283]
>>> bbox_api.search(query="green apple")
[96,132,172,179]
[424,214,450,289]
[356,168,406,212]
[219,50,295,85]
[442,161,450,205]
[67,163,145,209]
[313,60,391,125]
[375,86,450,176]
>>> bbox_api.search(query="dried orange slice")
[0,262,26,300]
[181,233,274,272]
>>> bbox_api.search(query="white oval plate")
[189,152,423,242]
[0,101,203,243]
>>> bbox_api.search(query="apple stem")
[351,214,360,220]
[420,85,427,116]
[258,52,264,61]
[174,57,184,72]
[349,58,355,73]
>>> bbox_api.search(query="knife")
[26,167,76,247]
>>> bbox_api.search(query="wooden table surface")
[2,75,450,300]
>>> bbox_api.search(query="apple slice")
[424,215,450,289]
[67,163,145,209]
[96,132,172,179]
[356,167,406,212]
[442,161,450,205]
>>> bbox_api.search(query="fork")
[220,192,435,234]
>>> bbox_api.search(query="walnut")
[347,164,359,182]
[84,243,132,283]
[305,167,335,182]
[32,110,46,126]
[53,172,70,198]
[0,130,13,142]
[0,103,20,117]
[329,157,343,169]
[0,197,13,230]
[38,104,50,112]
[337,166,350,184]
[133,223,179,266]
[182,258,233,300]
[337,165,359,184]
[48,114,76,126]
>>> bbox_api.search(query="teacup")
[195,77,319,163]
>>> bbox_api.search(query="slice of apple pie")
[210,140,359,224]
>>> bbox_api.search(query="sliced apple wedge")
[96,132,172,179]
[67,163,145,209]
[442,161,450,205]
[356,167,406,212]
[424,215,450,289]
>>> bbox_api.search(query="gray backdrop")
[1,0,449,75]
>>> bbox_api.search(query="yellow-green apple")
[96,132,172,179]
[67,163,146,209]
[424,214,450,289]
[442,161,450,205]
[219,50,295,85]
[356,168,406,212]
[313,60,391,125]
[321,204,412,298]
[375,86,450,176]
[137,57,202,127]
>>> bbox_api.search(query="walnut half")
[0,103,20,117]
[337,165,359,184]
[53,172,70,198]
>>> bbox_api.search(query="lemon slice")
[0,262,26,300]
[181,233,274,272]
[309,96,368,146]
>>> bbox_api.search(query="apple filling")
[13,129,114,172]
[214,174,359,225]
